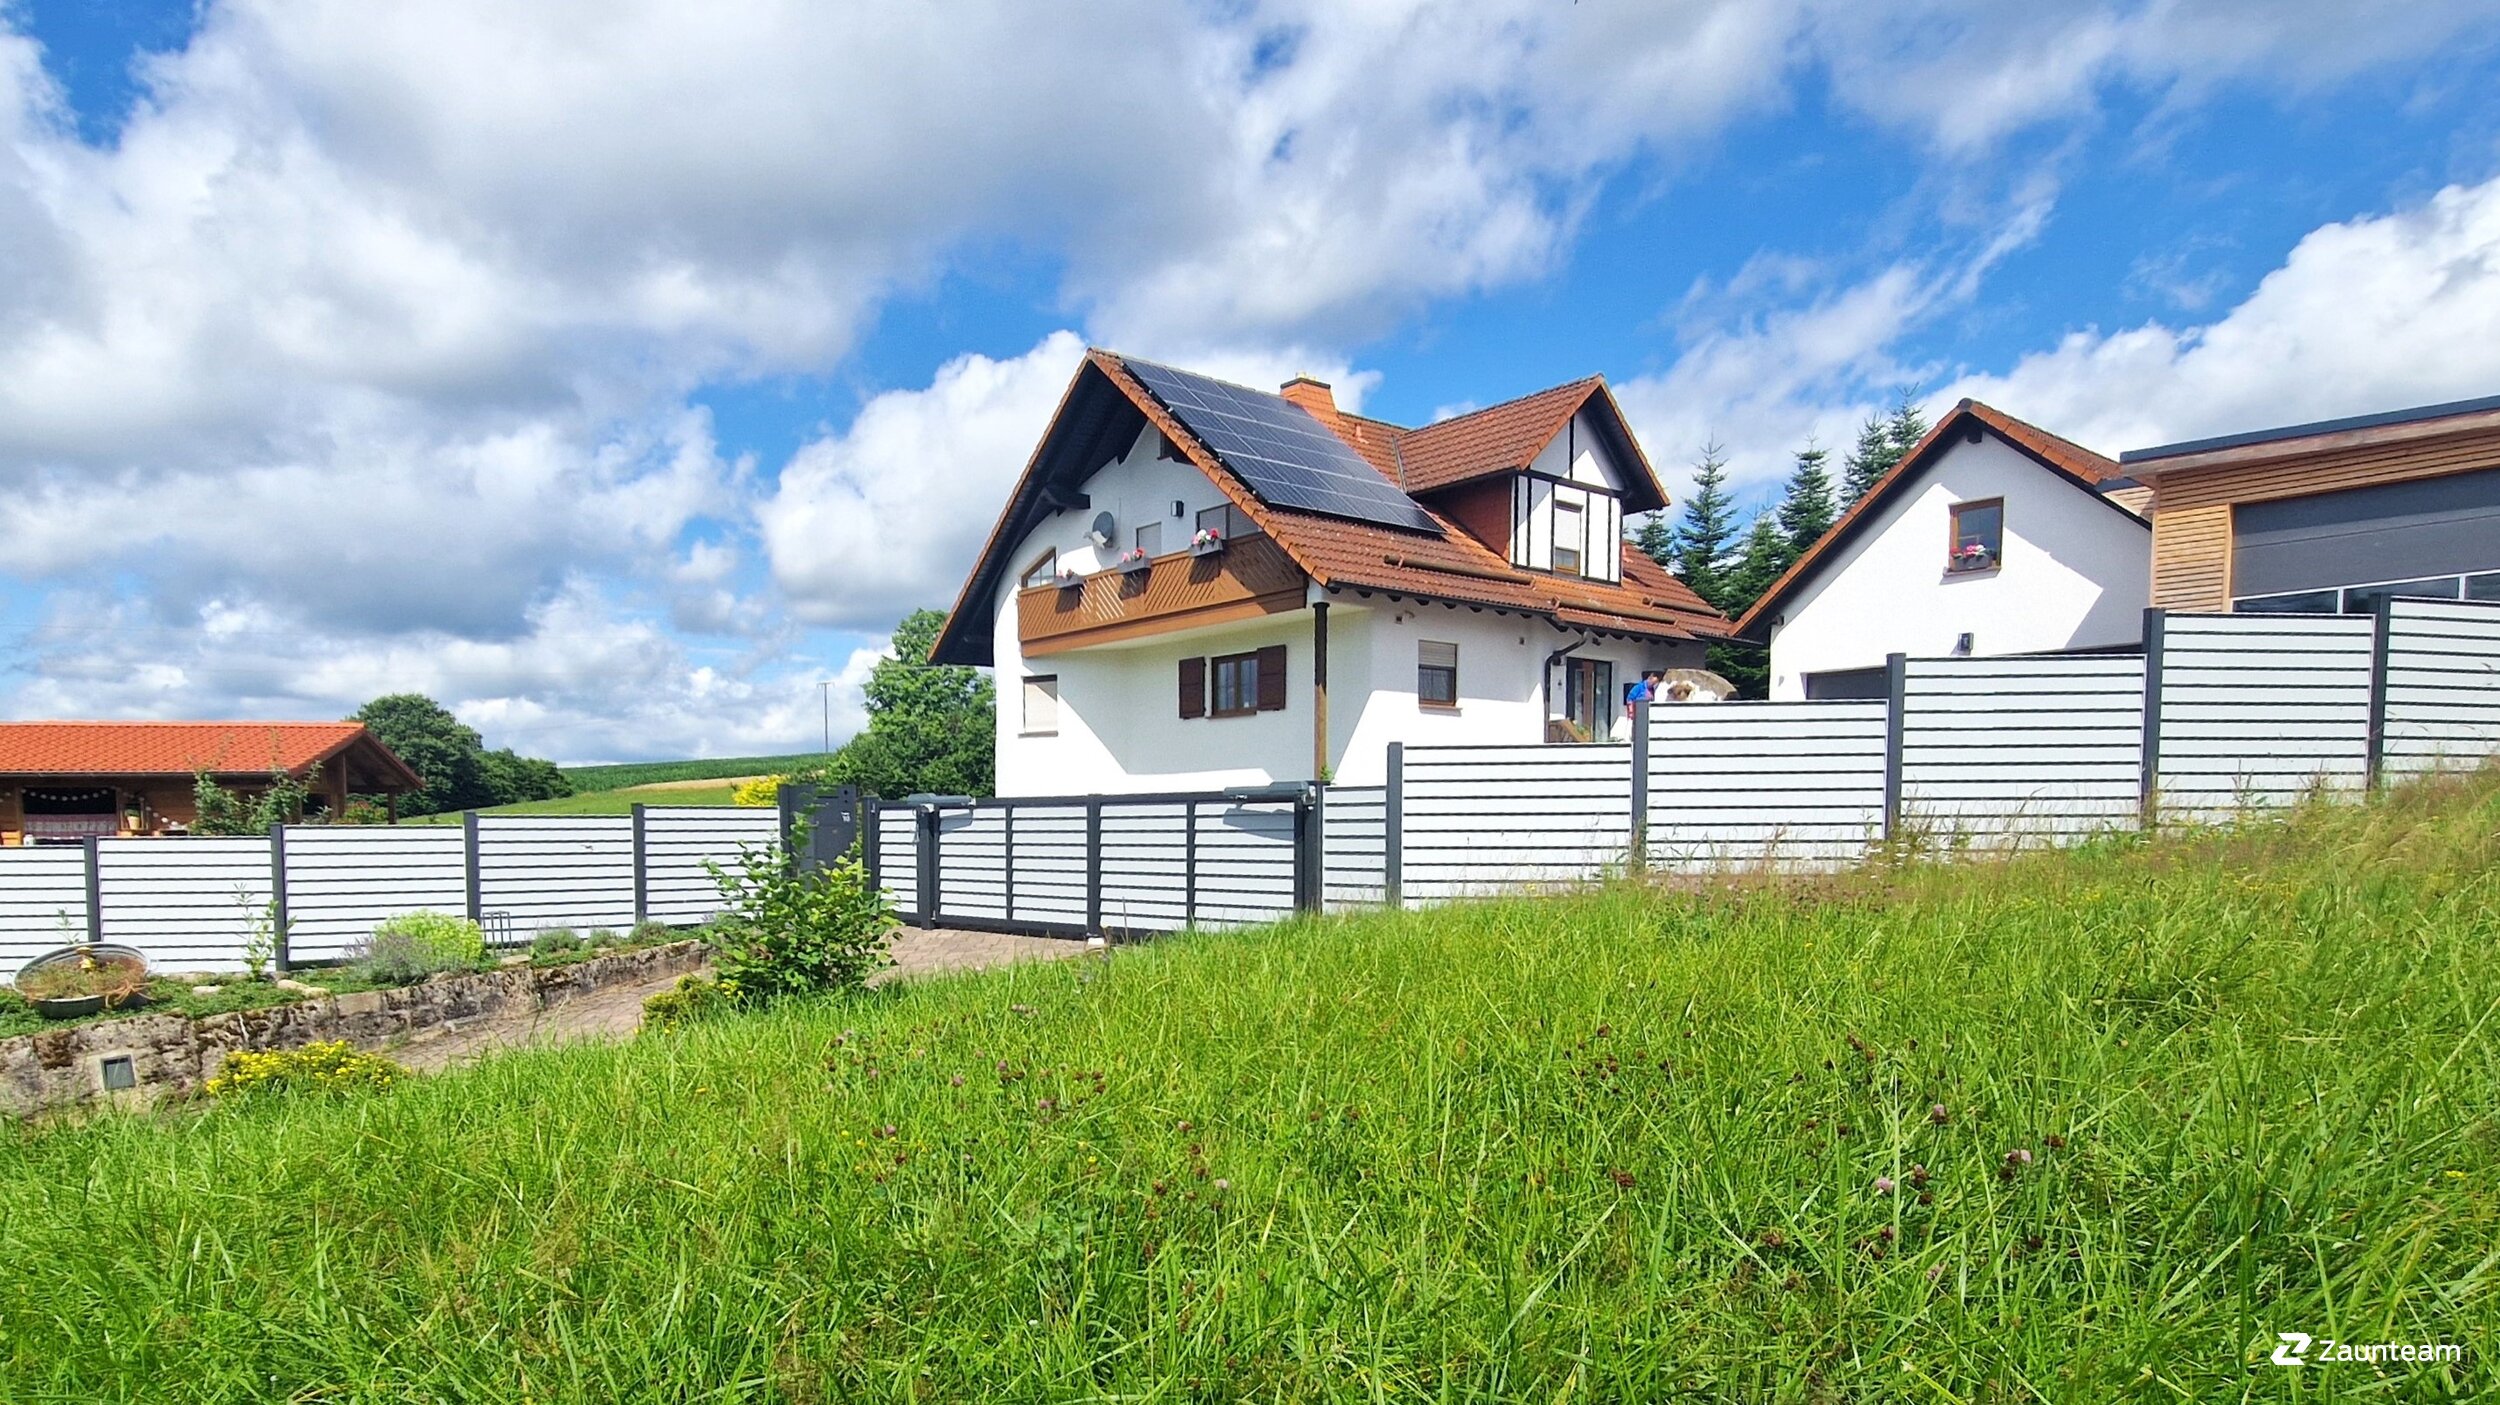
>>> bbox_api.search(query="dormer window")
[1553,499,1585,576]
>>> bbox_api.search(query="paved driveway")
[879,926,1092,983]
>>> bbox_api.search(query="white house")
[929,350,1730,795]
[1732,401,2151,700]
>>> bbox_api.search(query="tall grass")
[2,774,2496,1400]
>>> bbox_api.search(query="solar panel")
[1122,358,1441,534]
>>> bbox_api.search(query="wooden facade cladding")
[2149,504,2232,610]
[2140,417,2500,611]
[1017,535,1308,657]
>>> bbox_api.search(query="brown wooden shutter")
[1178,657,1206,718]
[1254,644,1287,711]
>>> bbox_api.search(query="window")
[1418,641,1458,708]
[1181,647,1285,718]
[1133,522,1162,557]
[1551,656,1613,742]
[1194,503,1263,541]
[2234,572,2493,614]
[1021,675,1058,735]
[1018,547,1060,588]
[1552,499,1585,575]
[1948,499,2003,573]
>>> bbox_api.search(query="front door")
[1562,657,1614,742]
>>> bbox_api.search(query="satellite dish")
[1087,511,1116,547]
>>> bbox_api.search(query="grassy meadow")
[401,778,749,822]
[3,775,2497,1399]
[561,753,839,792]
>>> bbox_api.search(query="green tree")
[1665,441,1739,614]
[1775,441,1837,559]
[818,609,996,799]
[191,765,315,835]
[1713,513,1795,698]
[1885,387,1930,463]
[1841,414,1894,503]
[352,693,569,816]
[480,748,574,806]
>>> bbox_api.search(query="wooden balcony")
[1018,535,1308,656]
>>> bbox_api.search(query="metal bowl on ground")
[15,944,154,1019]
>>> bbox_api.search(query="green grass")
[3,775,2497,1400]
[403,780,747,823]
[562,754,839,792]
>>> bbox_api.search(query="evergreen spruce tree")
[1775,441,1837,558]
[1665,441,1738,613]
[1841,414,1893,503]
[1709,513,1794,698]
[1884,387,1929,462]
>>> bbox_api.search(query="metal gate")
[865,785,1319,938]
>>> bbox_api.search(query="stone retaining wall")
[0,940,709,1117]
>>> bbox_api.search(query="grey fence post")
[82,835,103,944]
[2139,608,2167,827]
[1628,695,1651,872]
[1002,807,1016,924]
[630,803,649,925]
[1183,799,1198,929]
[861,799,882,892]
[268,822,291,976]
[1295,784,1323,915]
[1384,742,1404,909]
[916,806,940,930]
[462,811,483,922]
[2366,595,2395,790]
[1084,799,1104,939]
[1881,653,1907,842]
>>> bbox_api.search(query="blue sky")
[3,1,2499,761]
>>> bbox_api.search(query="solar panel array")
[1123,358,1441,534]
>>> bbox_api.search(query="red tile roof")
[1393,379,1599,493]
[0,722,419,785]
[1728,399,2142,641]
[1091,353,1723,642]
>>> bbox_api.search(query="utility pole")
[818,679,834,753]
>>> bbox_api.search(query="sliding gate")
[866,786,1319,938]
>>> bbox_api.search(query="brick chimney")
[1279,375,1337,419]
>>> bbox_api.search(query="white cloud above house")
[1,0,2497,758]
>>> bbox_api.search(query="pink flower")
[1872,1176,1896,1195]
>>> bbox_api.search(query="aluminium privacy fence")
[0,805,781,974]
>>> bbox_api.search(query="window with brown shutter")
[1178,657,1206,718]
[1254,644,1287,712]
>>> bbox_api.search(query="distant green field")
[561,754,837,792]
[404,782,748,823]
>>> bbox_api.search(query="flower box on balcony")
[1054,569,1084,590]
[1945,545,1996,574]
[1117,549,1152,575]
[1190,530,1225,558]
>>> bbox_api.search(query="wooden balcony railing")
[1018,535,1308,656]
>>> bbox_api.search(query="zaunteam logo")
[2271,1331,2463,1367]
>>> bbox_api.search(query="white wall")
[1513,411,1625,582]
[1765,431,2149,700]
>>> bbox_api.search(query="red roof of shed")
[0,722,423,788]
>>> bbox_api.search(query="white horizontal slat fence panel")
[1187,800,1298,927]
[1008,804,1091,929]
[95,837,271,973]
[1099,802,1188,934]
[932,809,1010,922]
[1646,704,1885,871]
[642,807,781,926]
[2155,613,2372,820]
[1899,655,2145,845]
[1322,786,1387,911]
[475,817,635,934]
[0,848,92,970]
[874,806,921,917]
[1404,745,1630,902]
[281,826,467,963]
[2381,599,2500,778]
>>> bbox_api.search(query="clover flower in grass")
[1872,1176,1896,1196]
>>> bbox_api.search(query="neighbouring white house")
[1731,401,2152,700]
[929,350,1730,795]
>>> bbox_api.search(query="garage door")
[2233,466,2500,609]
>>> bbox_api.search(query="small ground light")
[99,1055,136,1091]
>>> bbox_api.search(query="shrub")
[629,919,675,945]
[584,928,622,949]
[205,1040,404,1099]
[530,927,583,957]
[705,832,893,1004]
[641,975,734,1032]
[352,911,487,986]
[730,775,786,808]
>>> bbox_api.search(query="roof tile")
[0,722,386,777]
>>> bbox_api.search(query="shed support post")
[2365,595,2394,790]
[462,811,483,923]
[1881,653,1907,844]
[268,822,291,976]
[1628,695,1650,873]
[1084,799,1104,939]
[2139,608,2167,828]
[83,836,103,945]
[630,803,649,925]
[1384,743,1404,909]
